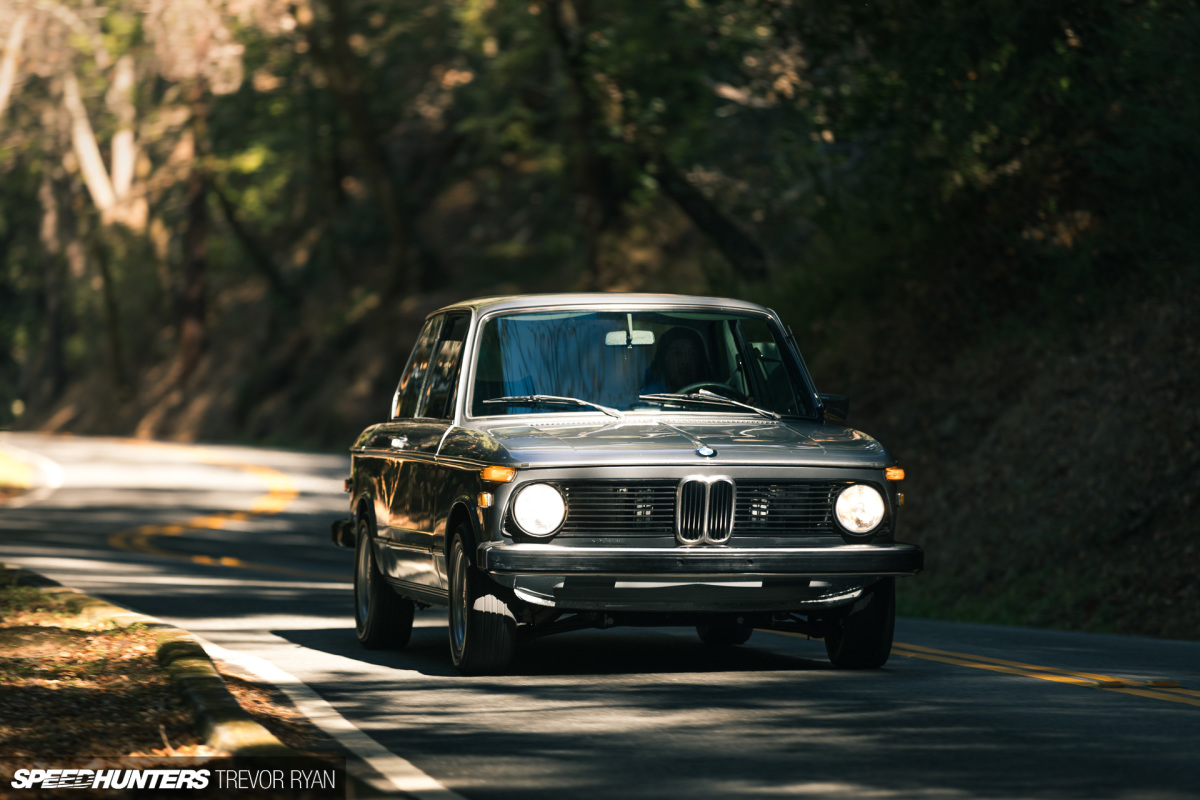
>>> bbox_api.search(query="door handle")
[390,437,409,449]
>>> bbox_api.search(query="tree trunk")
[37,173,67,401]
[88,231,131,397]
[547,0,621,287]
[303,0,414,298]
[179,81,208,383]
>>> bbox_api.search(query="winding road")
[2,432,1198,799]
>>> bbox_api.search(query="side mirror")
[818,393,849,425]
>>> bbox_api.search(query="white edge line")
[0,438,65,507]
[195,637,467,800]
[2,438,458,796]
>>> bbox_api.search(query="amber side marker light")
[480,465,516,483]
[885,467,905,481]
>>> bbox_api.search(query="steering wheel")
[677,381,748,402]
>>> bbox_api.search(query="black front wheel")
[354,516,414,649]
[448,529,516,675]
[824,578,895,669]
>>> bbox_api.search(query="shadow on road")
[275,621,827,678]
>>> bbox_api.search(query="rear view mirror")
[605,330,655,346]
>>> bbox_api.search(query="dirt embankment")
[818,277,1199,639]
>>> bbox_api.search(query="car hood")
[474,417,890,468]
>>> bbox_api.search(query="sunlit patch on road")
[105,446,343,581]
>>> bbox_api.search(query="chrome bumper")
[478,542,923,577]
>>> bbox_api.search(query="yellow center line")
[890,642,1198,709]
[760,630,1197,709]
[1100,687,1200,707]
[890,646,1107,687]
[1152,686,1200,699]
[892,641,1175,686]
[0,447,35,490]
[106,452,346,582]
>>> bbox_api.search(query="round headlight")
[512,483,566,536]
[835,484,885,534]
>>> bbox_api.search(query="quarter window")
[419,315,470,420]
[392,317,443,419]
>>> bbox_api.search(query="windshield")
[470,309,816,418]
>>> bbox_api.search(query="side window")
[418,315,470,420]
[740,317,803,415]
[717,321,743,391]
[392,317,443,419]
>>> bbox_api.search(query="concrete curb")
[0,562,297,757]
[3,563,395,796]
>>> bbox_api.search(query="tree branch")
[651,157,769,281]
[61,70,116,212]
[107,54,137,198]
[210,178,295,302]
[34,0,112,68]
[0,10,29,126]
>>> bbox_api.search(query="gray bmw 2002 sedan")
[332,294,922,674]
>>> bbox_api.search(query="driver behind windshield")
[645,326,710,393]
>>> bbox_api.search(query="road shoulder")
[0,562,397,796]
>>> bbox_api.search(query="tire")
[696,622,754,646]
[824,578,895,669]
[354,516,414,649]
[448,528,516,675]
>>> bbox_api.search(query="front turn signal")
[480,465,516,483]
[885,467,905,481]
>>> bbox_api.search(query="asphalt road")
[2,432,1199,799]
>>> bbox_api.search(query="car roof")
[432,293,775,317]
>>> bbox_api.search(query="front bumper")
[478,541,923,577]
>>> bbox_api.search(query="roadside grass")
[0,578,212,760]
[0,573,340,762]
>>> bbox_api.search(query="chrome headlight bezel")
[834,483,886,535]
[510,482,567,537]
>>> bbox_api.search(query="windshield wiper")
[483,395,625,419]
[638,389,781,420]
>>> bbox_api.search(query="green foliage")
[778,0,1200,331]
[0,0,1197,432]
